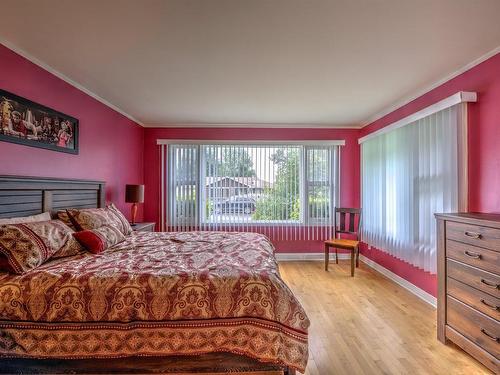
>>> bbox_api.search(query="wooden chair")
[324,208,362,276]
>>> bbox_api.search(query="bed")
[0,176,309,374]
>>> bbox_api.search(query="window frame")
[162,140,344,227]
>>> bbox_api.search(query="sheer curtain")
[361,104,467,273]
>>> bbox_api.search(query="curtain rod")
[156,140,346,146]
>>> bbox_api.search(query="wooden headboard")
[0,175,105,219]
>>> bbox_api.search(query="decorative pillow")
[68,206,132,235]
[107,203,133,235]
[73,225,125,254]
[0,220,84,274]
[51,226,86,259]
[56,210,76,230]
[0,212,51,225]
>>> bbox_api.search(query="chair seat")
[325,238,359,249]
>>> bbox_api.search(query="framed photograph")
[0,89,79,154]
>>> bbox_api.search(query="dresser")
[435,213,499,373]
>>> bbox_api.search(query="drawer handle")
[480,299,500,311]
[480,328,499,342]
[480,278,500,289]
[463,250,481,259]
[464,231,481,239]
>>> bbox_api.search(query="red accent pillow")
[73,225,125,254]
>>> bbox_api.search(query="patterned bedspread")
[0,231,309,371]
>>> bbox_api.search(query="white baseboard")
[359,255,437,308]
[276,253,351,261]
[276,252,437,308]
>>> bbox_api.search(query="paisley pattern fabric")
[0,220,83,273]
[68,206,132,235]
[107,203,133,235]
[50,221,86,259]
[56,210,75,230]
[73,225,125,253]
[0,212,51,225]
[0,231,309,371]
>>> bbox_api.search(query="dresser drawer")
[447,239,500,274]
[448,277,500,321]
[447,221,500,252]
[447,259,500,299]
[447,296,499,358]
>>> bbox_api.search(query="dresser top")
[435,212,500,228]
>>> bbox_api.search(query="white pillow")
[0,212,51,225]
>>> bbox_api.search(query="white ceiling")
[1,0,500,128]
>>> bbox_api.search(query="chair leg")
[324,243,329,271]
[351,248,355,277]
[335,247,338,264]
[356,245,360,268]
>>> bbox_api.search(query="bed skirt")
[0,317,308,372]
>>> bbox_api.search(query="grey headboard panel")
[0,175,105,219]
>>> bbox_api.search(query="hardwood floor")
[278,261,492,375]
[0,261,490,374]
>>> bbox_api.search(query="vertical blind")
[361,104,467,273]
[159,142,341,242]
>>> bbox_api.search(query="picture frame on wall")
[0,89,79,154]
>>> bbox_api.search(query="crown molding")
[142,122,362,129]
[3,38,498,131]
[0,40,144,126]
[0,39,358,130]
[361,45,500,128]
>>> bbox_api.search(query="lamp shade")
[125,184,144,203]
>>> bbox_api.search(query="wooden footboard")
[0,353,297,374]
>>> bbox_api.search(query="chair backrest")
[334,207,362,240]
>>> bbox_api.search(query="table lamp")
[125,184,144,225]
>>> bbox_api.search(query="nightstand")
[130,222,156,232]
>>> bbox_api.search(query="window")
[159,142,342,241]
[361,104,467,273]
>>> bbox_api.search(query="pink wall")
[0,44,144,218]
[142,48,499,271]
[143,127,360,252]
[4,40,498,298]
[359,52,500,297]
[361,53,500,213]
